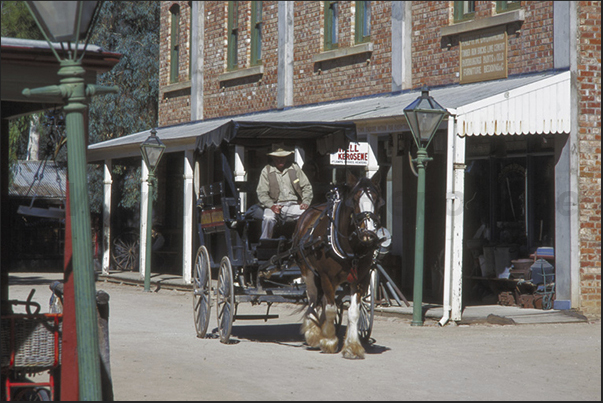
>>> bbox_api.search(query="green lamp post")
[23,1,117,399]
[403,87,448,326]
[140,128,165,292]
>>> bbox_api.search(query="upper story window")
[227,1,239,71]
[170,4,180,83]
[324,1,339,50]
[355,1,371,44]
[454,1,475,23]
[251,1,263,66]
[496,1,521,13]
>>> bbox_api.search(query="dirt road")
[6,273,601,401]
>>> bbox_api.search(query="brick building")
[89,1,600,317]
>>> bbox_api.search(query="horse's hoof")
[341,343,365,359]
[319,337,339,354]
[302,320,322,348]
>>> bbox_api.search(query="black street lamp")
[140,128,165,292]
[23,1,118,399]
[403,87,448,326]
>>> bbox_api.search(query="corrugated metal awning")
[9,160,66,199]
[454,70,570,136]
[87,70,571,162]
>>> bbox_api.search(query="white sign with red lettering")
[330,142,369,166]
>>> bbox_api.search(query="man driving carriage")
[256,144,313,239]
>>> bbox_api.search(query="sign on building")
[330,142,369,166]
[460,26,508,84]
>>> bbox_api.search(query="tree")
[2,1,160,214]
[87,1,160,214]
[1,1,42,39]
[88,1,160,144]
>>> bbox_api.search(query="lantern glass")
[403,87,448,148]
[140,130,166,174]
[26,1,99,43]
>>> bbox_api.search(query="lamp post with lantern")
[23,1,118,399]
[140,128,166,292]
[403,87,448,326]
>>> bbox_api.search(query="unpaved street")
[7,274,601,401]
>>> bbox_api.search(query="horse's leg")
[342,291,365,359]
[319,294,339,354]
[301,272,322,348]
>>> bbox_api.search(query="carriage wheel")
[112,232,139,271]
[193,246,212,338]
[358,267,378,343]
[216,256,235,344]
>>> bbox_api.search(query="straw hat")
[267,144,294,157]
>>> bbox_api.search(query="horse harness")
[296,184,380,283]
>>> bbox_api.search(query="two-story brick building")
[89,1,601,318]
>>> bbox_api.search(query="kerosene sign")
[330,142,369,166]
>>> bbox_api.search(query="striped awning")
[453,70,571,136]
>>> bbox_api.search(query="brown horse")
[292,171,383,359]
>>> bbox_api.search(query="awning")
[454,70,571,136]
[87,69,571,162]
[195,120,356,154]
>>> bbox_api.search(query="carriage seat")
[244,203,298,243]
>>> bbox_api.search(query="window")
[170,4,180,83]
[251,1,262,66]
[324,1,339,50]
[355,1,371,44]
[227,1,239,71]
[496,1,521,13]
[454,1,475,23]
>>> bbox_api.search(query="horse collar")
[328,197,355,261]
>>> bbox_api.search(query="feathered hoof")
[319,337,339,354]
[302,318,322,348]
[341,342,365,360]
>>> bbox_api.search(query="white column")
[182,150,194,283]
[450,117,466,322]
[277,1,294,109]
[391,1,412,92]
[190,1,204,120]
[234,145,247,212]
[139,161,149,280]
[102,160,112,274]
[366,133,379,178]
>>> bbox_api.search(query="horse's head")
[345,171,384,246]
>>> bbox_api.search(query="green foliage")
[88,164,104,214]
[88,1,160,144]
[0,1,43,39]
[86,2,160,213]
[2,1,160,216]
[118,166,142,210]
[7,112,64,186]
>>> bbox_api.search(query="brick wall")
[202,1,280,119]
[576,0,601,315]
[292,1,393,105]
[411,1,555,88]
[158,1,192,127]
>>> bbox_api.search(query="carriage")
[191,121,400,353]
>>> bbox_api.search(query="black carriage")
[191,121,389,344]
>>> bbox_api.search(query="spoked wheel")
[358,266,378,343]
[193,246,212,338]
[112,232,139,271]
[216,256,235,344]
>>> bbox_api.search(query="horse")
[292,170,384,359]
